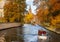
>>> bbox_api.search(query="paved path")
[0,23,21,30]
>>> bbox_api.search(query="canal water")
[0,24,60,42]
[0,24,46,42]
[23,24,47,42]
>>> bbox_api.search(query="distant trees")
[33,0,60,27]
[24,13,34,23]
[4,0,26,22]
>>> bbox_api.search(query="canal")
[0,24,60,42]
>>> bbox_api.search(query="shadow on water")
[0,27,24,42]
[0,24,60,42]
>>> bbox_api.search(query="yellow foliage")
[0,17,6,22]
[9,13,20,22]
[51,14,60,26]
[0,0,2,2]
[24,13,34,23]
[44,9,49,15]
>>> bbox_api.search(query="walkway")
[0,23,21,30]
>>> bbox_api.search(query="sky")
[26,0,36,15]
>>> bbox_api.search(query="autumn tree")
[34,0,49,25]
[24,13,34,23]
[4,0,26,22]
[47,0,60,26]
[24,6,34,24]
[33,0,60,28]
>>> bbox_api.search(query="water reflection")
[23,24,46,42]
[0,24,60,42]
[0,27,24,42]
[0,24,45,42]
